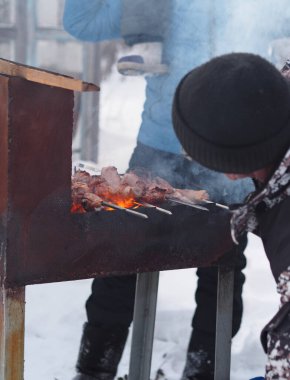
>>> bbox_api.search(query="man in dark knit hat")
[173,52,290,379]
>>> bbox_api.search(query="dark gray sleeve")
[261,300,290,378]
[120,0,172,45]
[259,197,290,281]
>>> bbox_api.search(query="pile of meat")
[72,166,208,212]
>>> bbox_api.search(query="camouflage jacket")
[230,146,290,243]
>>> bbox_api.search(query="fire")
[102,194,139,210]
[71,194,141,214]
[71,203,86,213]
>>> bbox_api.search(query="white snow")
[24,234,278,380]
[24,69,280,380]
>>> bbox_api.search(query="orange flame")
[71,203,86,213]
[71,195,142,213]
[102,193,140,210]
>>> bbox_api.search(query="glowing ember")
[71,203,86,213]
[102,194,137,209]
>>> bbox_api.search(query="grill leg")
[128,272,159,380]
[214,266,234,380]
[0,286,25,380]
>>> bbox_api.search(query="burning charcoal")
[101,201,148,219]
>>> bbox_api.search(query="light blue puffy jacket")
[63,0,255,203]
[63,0,213,155]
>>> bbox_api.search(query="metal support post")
[81,43,101,162]
[0,286,25,380]
[128,271,160,380]
[214,266,234,380]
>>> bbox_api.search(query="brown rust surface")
[0,76,9,289]
[0,75,234,287]
[7,200,234,286]
[0,76,8,216]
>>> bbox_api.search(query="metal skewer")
[141,202,172,215]
[101,201,149,219]
[167,197,209,211]
[202,199,229,210]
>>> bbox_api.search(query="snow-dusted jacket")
[231,146,290,281]
[63,0,214,155]
[259,178,290,379]
[230,145,290,379]
[231,63,290,280]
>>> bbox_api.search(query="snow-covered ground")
[24,69,280,380]
[24,235,278,380]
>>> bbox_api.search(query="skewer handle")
[167,197,209,211]
[142,202,172,215]
[124,208,149,219]
[203,199,229,210]
[154,206,172,215]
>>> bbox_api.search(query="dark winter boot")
[181,350,214,380]
[181,330,215,380]
[73,322,129,380]
[73,375,98,380]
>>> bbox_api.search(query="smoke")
[216,0,290,64]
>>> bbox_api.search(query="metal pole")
[15,0,28,63]
[128,271,160,380]
[81,43,100,162]
[214,266,234,380]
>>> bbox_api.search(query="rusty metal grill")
[0,67,235,380]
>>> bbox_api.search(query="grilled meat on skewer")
[71,167,209,212]
[72,182,90,204]
[100,166,121,193]
[121,172,146,197]
[172,188,209,203]
[81,193,103,210]
[73,170,92,185]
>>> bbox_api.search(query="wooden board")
[0,58,100,92]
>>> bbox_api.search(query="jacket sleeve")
[63,0,121,42]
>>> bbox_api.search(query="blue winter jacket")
[63,0,254,203]
[63,0,212,155]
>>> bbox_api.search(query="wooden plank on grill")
[0,58,100,92]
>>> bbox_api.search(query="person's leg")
[182,238,247,380]
[74,275,136,380]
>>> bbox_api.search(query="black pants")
[86,143,248,342]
